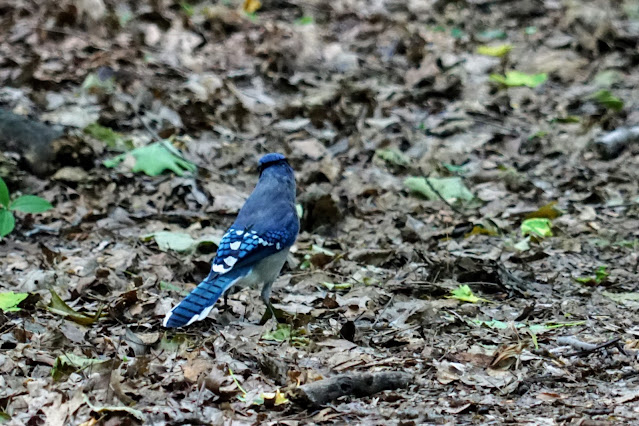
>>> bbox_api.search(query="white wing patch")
[210,227,291,277]
[223,256,238,267]
[212,263,231,273]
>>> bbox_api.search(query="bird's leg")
[220,289,233,315]
[259,281,276,325]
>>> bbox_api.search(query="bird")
[163,153,299,328]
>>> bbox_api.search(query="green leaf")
[81,72,115,94]
[448,285,487,303]
[490,71,548,88]
[295,16,314,25]
[0,411,10,422]
[613,239,639,248]
[589,90,624,111]
[520,218,553,238]
[47,289,103,325]
[103,141,196,176]
[375,148,410,167]
[144,231,197,252]
[180,1,194,17]
[472,319,509,329]
[84,123,132,150]
[83,395,146,422]
[528,130,547,140]
[595,266,609,283]
[117,9,134,27]
[9,195,53,213]
[142,231,220,253]
[575,276,593,284]
[594,70,622,88]
[262,324,291,342]
[322,282,352,291]
[602,291,639,304]
[310,244,335,257]
[229,367,248,399]
[477,44,513,57]
[538,321,586,330]
[52,353,108,381]
[0,209,15,238]
[158,333,190,352]
[554,116,580,123]
[576,266,610,285]
[476,29,507,41]
[0,177,9,208]
[405,176,474,202]
[524,26,537,35]
[443,163,466,174]
[450,28,465,39]
[0,291,29,312]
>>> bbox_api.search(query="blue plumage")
[163,153,299,328]
[258,152,286,167]
[163,267,251,327]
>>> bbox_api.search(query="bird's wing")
[163,226,296,328]
[211,227,295,275]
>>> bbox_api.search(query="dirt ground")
[2,0,639,424]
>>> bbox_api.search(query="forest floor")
[2,0,639,424]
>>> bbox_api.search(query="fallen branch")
[558,336,621,357]
[292,371,412,408]
[594,126,639,160]
[556,336,599,352]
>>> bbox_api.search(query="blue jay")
[163,153,299,328]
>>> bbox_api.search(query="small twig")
[458,280,502,288]
[590,201,639,210]
[372,294,394,328]
[470,116,519,136]
[130,104,163,143]
[496,263,530,297]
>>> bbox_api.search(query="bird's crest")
[258,153,288,173]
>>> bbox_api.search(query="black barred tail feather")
[163,268,248,328]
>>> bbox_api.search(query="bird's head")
[258,153,293,177]
[256,153,296,200]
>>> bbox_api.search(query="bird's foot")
[258,302,278,325]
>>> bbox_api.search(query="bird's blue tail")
[163,268,248,328]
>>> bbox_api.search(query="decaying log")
[0,109,95,177]
[0,109,61,176]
